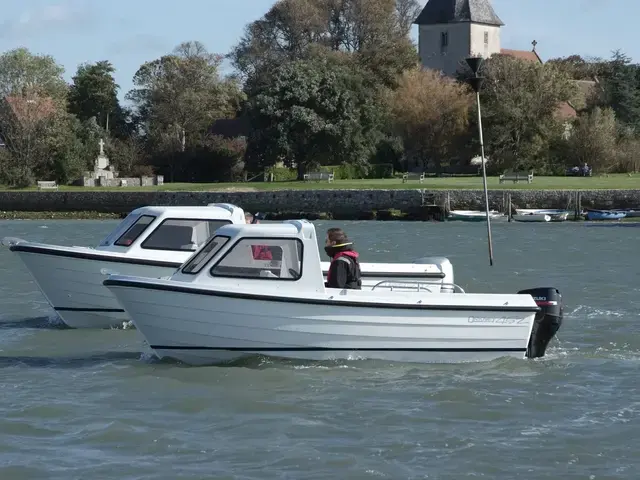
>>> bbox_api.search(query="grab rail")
[371,280,465,294]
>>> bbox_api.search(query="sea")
[0,219,638,479]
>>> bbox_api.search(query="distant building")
[414,0,601,120]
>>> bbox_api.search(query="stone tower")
[414,0,504,76]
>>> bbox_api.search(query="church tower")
[414,0,504,76]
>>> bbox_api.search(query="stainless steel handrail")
[371,280,465,294]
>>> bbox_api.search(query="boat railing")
[371,280,465,294]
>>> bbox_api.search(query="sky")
[0,0,637,102]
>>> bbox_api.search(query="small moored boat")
[513,213,551,223]
[104,220,564,366]
[515,209,570,222]
[448,210,504,222]
[585,209,627,221]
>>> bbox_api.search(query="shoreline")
[0,189,638,221]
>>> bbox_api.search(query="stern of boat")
[518,287,564,359]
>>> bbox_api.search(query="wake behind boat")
[4,204,457,329]
[104,220,564,366]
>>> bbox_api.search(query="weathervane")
[531,40,538,51]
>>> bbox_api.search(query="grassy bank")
[1,174,639,192]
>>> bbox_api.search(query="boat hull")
[586,210,626,221]
[513,214,551,222]
[12,250,178,328]
[448,210,503,222]
[10,247,453,328]
[105,282,537,366]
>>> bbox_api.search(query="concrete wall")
[0,189,637,215]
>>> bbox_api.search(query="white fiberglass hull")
[513,214,551,223]
[8,243,453,328]
[105,278,538,366]
[10,245,179,329]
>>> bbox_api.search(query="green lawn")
[2,174,640,191]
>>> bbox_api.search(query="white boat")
[513,213,551,222]
[3,204,456,329]
[103,220,564,366]
[448,210,504,222]
[515,209,570,222]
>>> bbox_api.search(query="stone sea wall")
[0,189,636,217]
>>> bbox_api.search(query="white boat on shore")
[515,209,570,222]
[104,220,564,366]
[448,210,504,222]
[4,204,456,329]
[513,213,551,223]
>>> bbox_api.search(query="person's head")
[325,227,349,247]
[245,212,254,224]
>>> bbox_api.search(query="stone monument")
[77,138,117,186]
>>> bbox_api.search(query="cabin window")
[141,219,231,252]
[182,235,230,274]
[210,238,303,280]
[440,31,448,49]
[99,212,142,246]
[114,215,156,247]
[484,31,489,44]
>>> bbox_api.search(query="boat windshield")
[210,238,303,280]
[99,212,144,246]
[113,215,156,247]
[182,235,230,274]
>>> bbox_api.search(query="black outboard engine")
[518,287,564,359]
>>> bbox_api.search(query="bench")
[36,180,59,190]
[402,172,425,183]
[499,171,533,184]
[303,172,334,182]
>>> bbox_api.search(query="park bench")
[402,172,425,183]
[36,180,59,191]
[499,170,533,184]
[303,172,334,182]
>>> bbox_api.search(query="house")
[413,0,601,120]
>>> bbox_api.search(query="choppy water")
[1,219,638,479]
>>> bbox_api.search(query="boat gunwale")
[103,277,540,313]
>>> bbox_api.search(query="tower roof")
[414,0,504,26]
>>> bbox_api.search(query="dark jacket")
[325,245,362,290]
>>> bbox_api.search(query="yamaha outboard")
[518,287,563,359]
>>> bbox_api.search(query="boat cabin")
[170,220,455,293]
[95,203,246,261]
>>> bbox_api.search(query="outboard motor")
[518,287,563,359]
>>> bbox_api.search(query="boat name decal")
[467,316,527,324]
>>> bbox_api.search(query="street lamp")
[465,56,494,267]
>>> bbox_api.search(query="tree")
[387,68,472,173]
[565,107,617,173]
[68,60,132,138]
[546,55,606,80]
[0,48,68,101]
[230,0,420,90]
[599,51,640,129]
[0,93,84,186]
[127,41,244,180]
[460,54,576,172]
[244,57,384,179]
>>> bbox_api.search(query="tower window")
[484,31,489,44]
[440,32,449,49]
